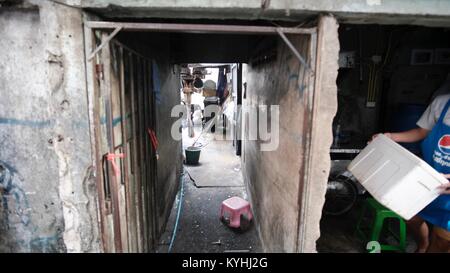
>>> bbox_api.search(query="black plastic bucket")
[185,146,201,165]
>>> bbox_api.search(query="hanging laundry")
[216,67,227,104]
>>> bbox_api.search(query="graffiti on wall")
[0,160,61,252]
[285,53,309,99]
[0,161,30,227]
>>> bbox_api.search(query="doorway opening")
[317,24,450,253]
[85,21,319,252]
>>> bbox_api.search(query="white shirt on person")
[417,94,450,129]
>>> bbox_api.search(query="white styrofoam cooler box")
[347,134,448,220]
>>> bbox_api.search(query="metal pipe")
[168,170,186,253]
[88,26,122,61]
[276,28,314,74]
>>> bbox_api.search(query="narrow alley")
[157,124,262,253]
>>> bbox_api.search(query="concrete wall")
[242,33,314,252]
[0,2,101,252]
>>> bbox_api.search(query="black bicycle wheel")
[323,176,358,216]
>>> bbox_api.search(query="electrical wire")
[367,28,397,104]
[371,28,400,102]
[366,27,381,104]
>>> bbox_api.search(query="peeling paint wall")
[242,33,315,252]
[0,2,101,252]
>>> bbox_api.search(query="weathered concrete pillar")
[0,0,101,252]
[297,15,339,253]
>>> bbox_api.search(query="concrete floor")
[183,129,243,188]
[157,123,262,253]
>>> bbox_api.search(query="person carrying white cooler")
[375,93,450,252]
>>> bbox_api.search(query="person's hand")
[368,133,392,144]
[438,174,450,194]
[438,182,450,194]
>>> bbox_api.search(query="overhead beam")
[85,21,316,35]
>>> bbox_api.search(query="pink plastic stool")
[220,196,253,228]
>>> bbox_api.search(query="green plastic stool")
[355,198,406,252]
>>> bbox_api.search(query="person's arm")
[385,128,430,143]
[371,128,430,143]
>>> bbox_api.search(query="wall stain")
[80,165,97,252]
[46,50,65,94]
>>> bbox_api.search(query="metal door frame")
[84,21,318,253]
